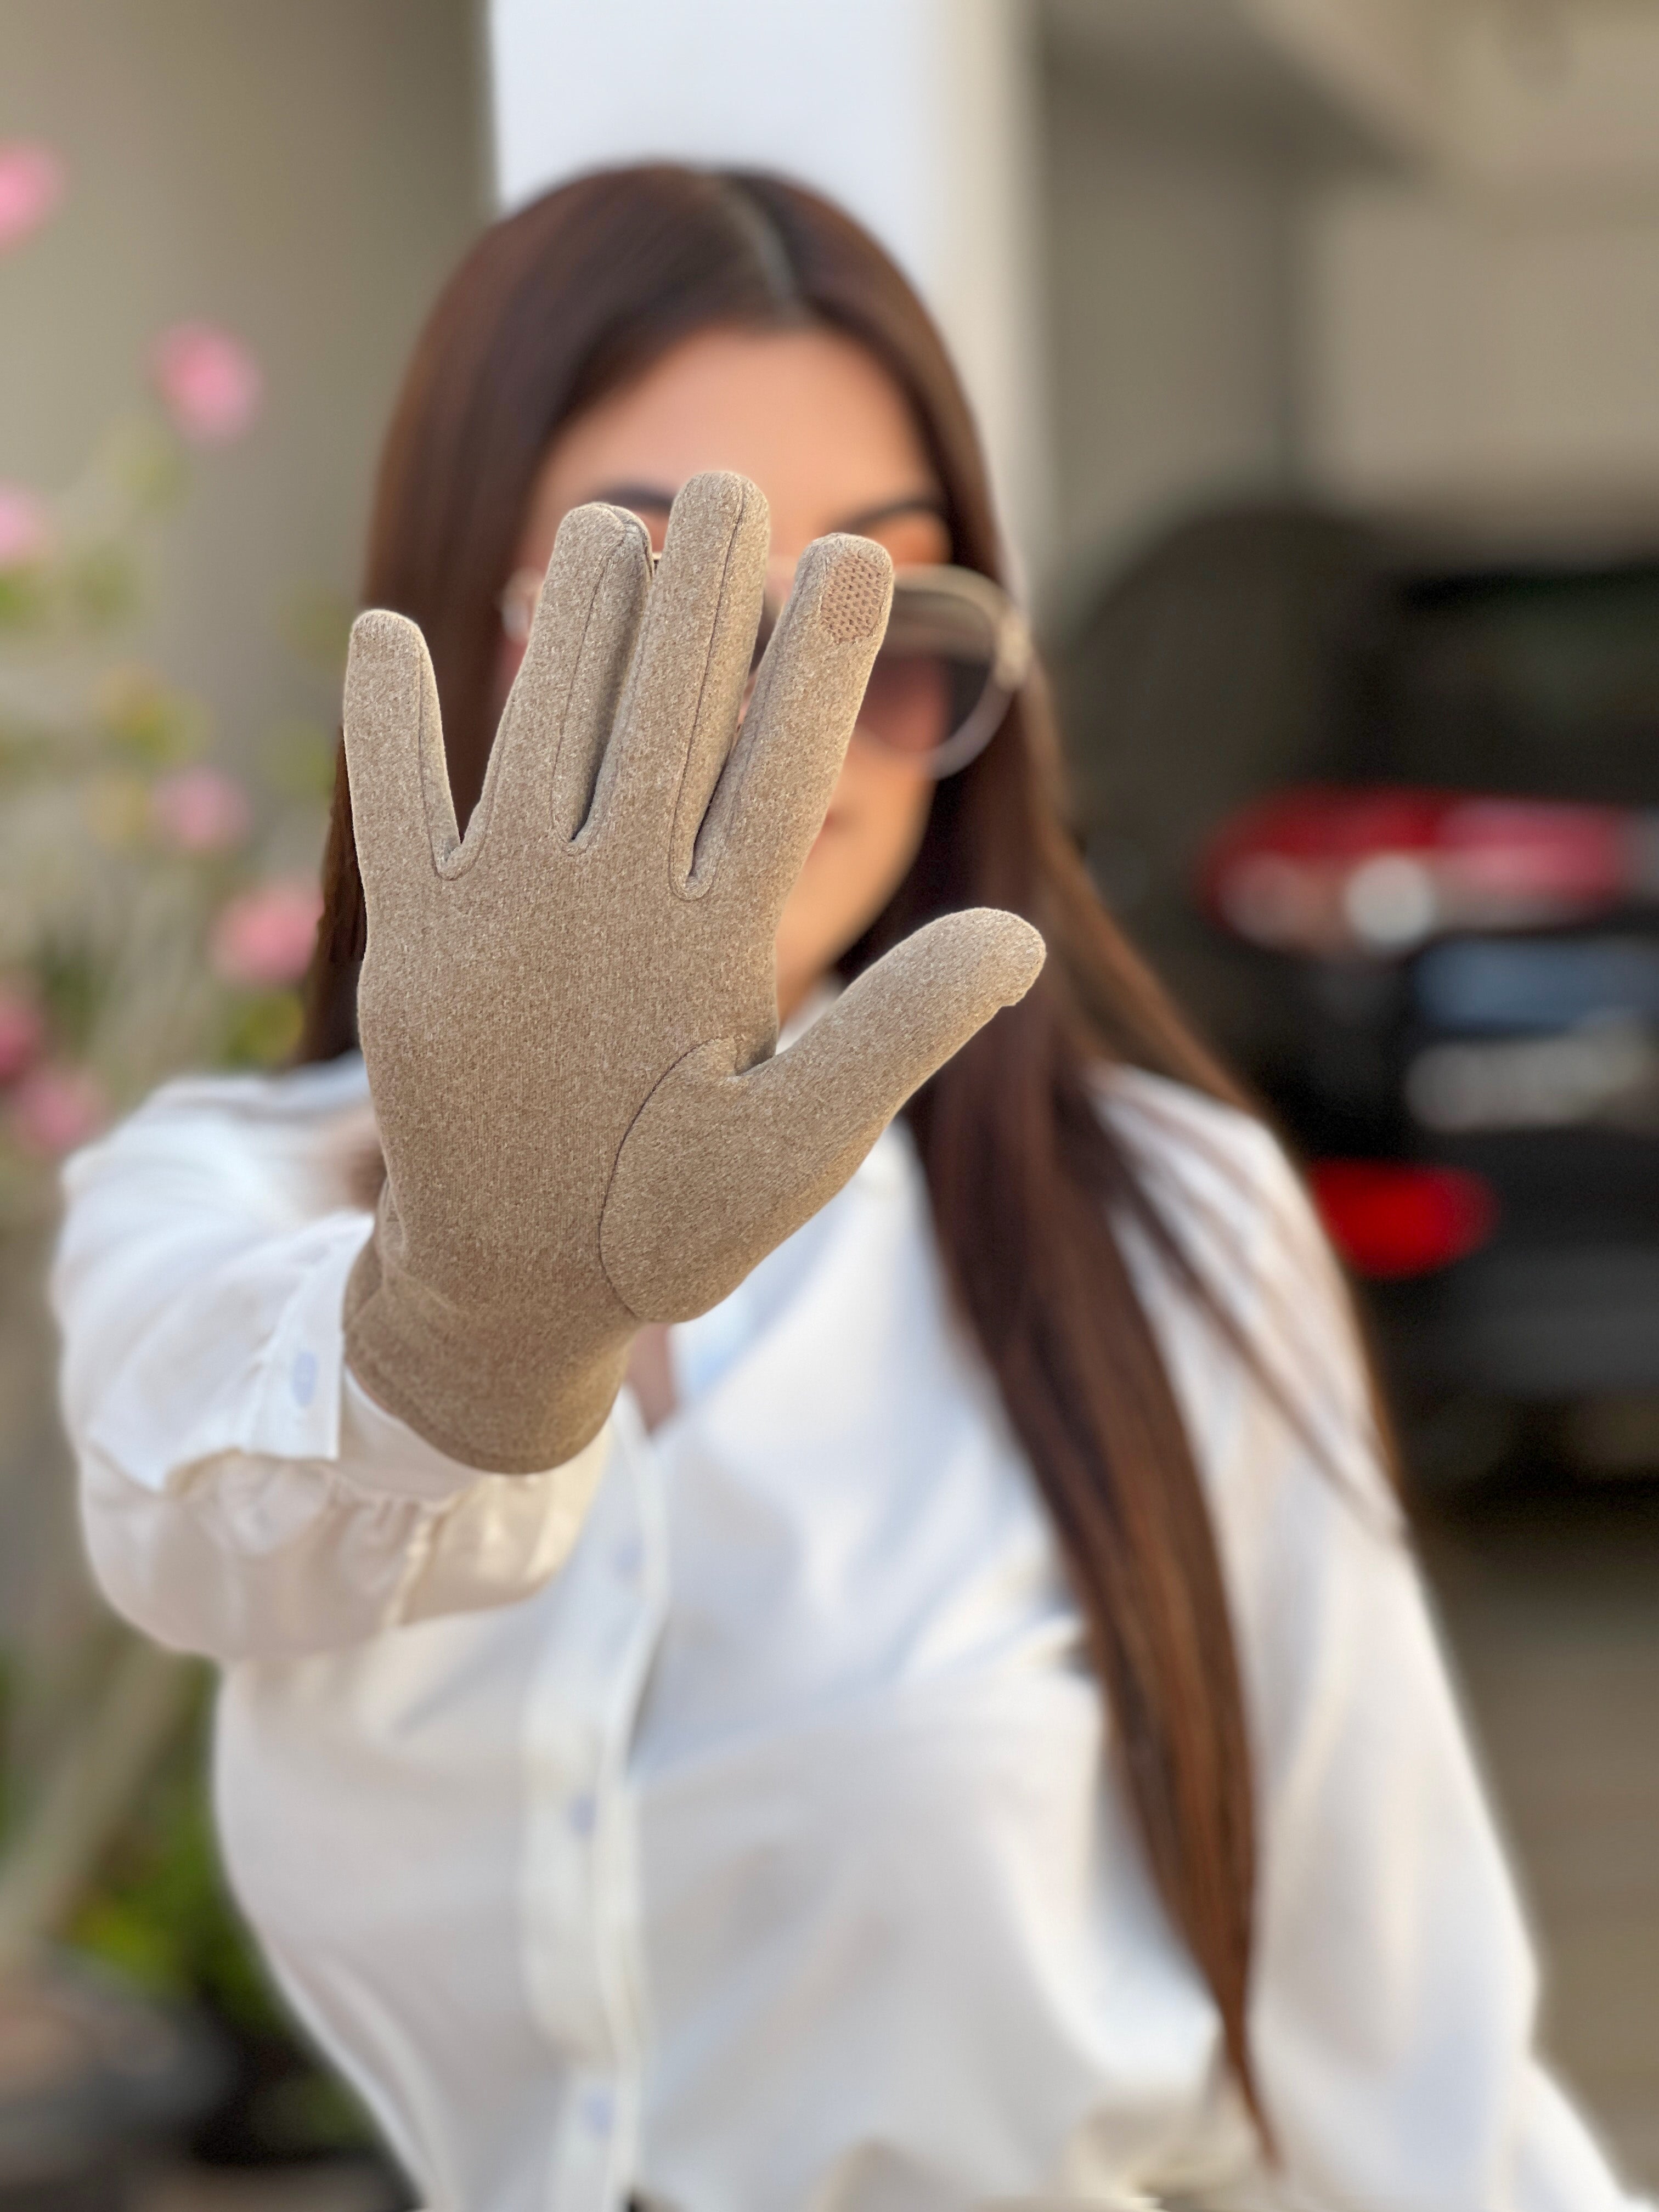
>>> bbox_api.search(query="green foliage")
[244,2068,382,2159]
[220,987,306,1069]
[260,716,339,804]
[97,664,210,769]
[63,1680,382,2159]
[0,421,330,1222]
[0,178,347,2154]
[63,543,140,630]
[0,567,49,633]
[277,582,354,682]
[32,938,109,1060]
[66,1674,274,2034]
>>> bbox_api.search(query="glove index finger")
[691,534,891,910]
[343,609,459,917]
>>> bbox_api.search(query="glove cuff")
[342,1234,630,1475]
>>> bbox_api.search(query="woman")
[54,167,1644,2211]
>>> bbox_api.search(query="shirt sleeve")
[1107,1073,1650,2212]
[53,1064,608,1666]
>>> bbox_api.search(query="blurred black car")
[1060,506,1659,1488]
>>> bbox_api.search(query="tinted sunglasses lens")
[859,582,1001,767]
[858,653,958,757]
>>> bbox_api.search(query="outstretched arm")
[55,1069,608,1667]
[341,471,1042,1471]
[57,1066,619,1663]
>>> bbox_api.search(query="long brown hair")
[303,165,1274,2126]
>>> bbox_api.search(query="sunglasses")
[498,560,1030,781]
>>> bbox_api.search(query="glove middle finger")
[586,471,770,878]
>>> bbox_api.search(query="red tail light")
[1310,1160,1499,1279]
[1201,786,1636,956]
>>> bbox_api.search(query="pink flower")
[210,879,321,986]
[151,766,251,853]
[10,1066,106,1158]
[151,322,263,445]
[0,485,49,570]
[0,143,64,252]
[0,986,44,1085]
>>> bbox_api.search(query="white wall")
[0,0,486,770]
[1238,0,1441,155]
[486,0,1659,574]
[1305,182,1659,514]
[1041,0,1659,540]
[1449,0,1659,197]
[1300,1,1659,519]
[1042,60,1302,588]
[487,0,1052,586]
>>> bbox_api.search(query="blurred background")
[2,0,1657,2203]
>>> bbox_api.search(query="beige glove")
[341,471,1044,1473]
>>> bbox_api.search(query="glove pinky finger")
[343,610,459,913]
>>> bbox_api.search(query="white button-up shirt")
[54,1055,1646,2212]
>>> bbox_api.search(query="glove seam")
[432,536,641,884]
[669,478,758,907]
[597,1032,743,1319]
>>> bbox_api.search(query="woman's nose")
[765,552,803,606]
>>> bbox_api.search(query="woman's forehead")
[522,326,944,562]
[577,481,946,556]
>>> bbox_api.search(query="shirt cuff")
[337,1365,583,1505]
[87,1210,372,1494]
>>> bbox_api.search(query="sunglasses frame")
[876,563,1031,779]
[496,556,1032,781]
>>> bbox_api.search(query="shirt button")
[290,1350,318,1407]
[567,1791,596,1837]
[580,2085,613,2137]
[611,1537,643,1583]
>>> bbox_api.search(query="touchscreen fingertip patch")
[820,547,889,643]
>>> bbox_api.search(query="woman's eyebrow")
[836,492,948,537]
[584,481,676,516]
[578,484,949,537]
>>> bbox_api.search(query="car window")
[1364,565,1659,805]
